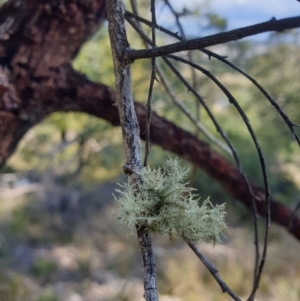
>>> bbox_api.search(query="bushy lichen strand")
[114,158,226,244]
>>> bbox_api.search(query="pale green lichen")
[114,158,226,244]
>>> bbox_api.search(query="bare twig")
[163,56,262,285]
[144,0,157,166]
[127,6,234,175]
[200,48,300,145]
[128,18,241,165]
[129,0,139,15]
[124,19,262,288]
[126,15,300,288]
[126,15,261,290]
[163,0,200,108]
[187,241,242,301]
[105,1,159,300]
[125,12,300,144]
[166,55,270,300]
[126,20,261,275]
[163,0,201,183]
[126,16,300,60]
[156,63,232,155]
[127,13,230,154]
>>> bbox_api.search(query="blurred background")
[0,0,300,300]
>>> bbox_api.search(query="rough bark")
[106,0,158,300]
[0,0,299,245]
[0,0,106,166]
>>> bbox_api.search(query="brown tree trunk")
[0,0,106,166]
[0,0,299,243]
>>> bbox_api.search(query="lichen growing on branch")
[114,158,226,244]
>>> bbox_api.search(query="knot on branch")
[123,162,142,175]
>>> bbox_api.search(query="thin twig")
[163,0,200,101]
[130,0,155,168]
[126,11,180,38]
[126,21,260,266]
[156,63,232,155]
[144,0,157,166]
[166,54,271,301]
[200,49,300,145]
[130,7,228,153]
[127,6,230,176]
[126,14,265,300]
[163,0,201,183]
[126,16,300,60]
[126,14,300,287]
[126,18,239,166]
[167,53,264,285]
[125,12,300,144]
[187,240,242,301]
[127,9,220,156]
[129,0,138,15]
[163,56,261,285]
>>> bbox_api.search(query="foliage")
[114,158,226,243]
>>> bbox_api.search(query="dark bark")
[0,0,300,244]
[0,0,106,166]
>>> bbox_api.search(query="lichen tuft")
[114,157,226,244]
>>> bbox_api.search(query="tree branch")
[187,241,242,301]
[105,0,159,300]
[126,16,300,60]
[0,0,107,167]
[1,63,300,243]
[143,0,157,167]
[125,12,300,145]
[125,16,266,296]
[156,62,231,155]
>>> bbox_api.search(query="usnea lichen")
[114,158,226,244]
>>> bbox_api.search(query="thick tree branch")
[126,16,300,60]
[0,0,107,168]
[1,62,300,242]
